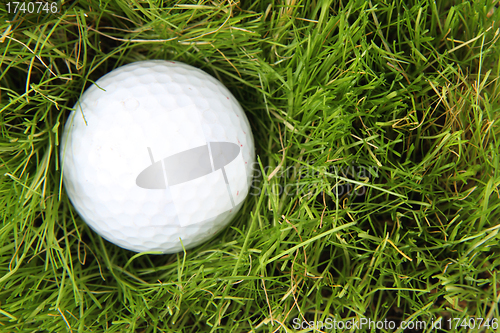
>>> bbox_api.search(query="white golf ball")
[61,60,255,253]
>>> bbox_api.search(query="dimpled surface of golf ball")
[61,60,255,253]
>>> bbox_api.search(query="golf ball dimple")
[61,60,255,253]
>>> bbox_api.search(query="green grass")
[1,0,500,332]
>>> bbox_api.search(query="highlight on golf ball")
[60,60,255,253]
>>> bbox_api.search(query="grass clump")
[1,0,500,332]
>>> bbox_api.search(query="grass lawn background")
[1,0,500,332]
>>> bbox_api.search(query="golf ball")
[61,60,255,253]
